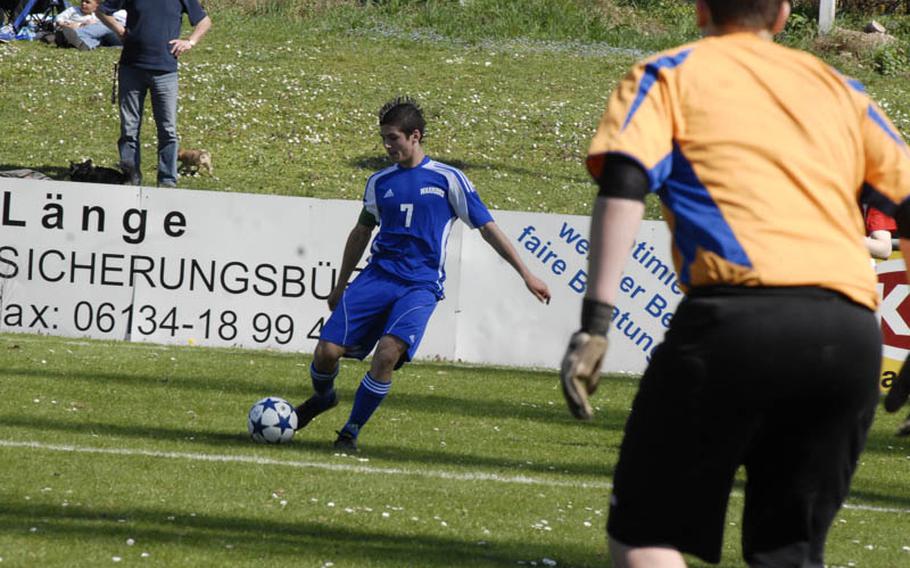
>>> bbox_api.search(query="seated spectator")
[54,0,123,50]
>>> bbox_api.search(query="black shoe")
[120,163,141,186]
[333,426,358,452]
[294,393,338,430]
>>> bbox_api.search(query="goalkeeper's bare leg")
[610,538,687,568]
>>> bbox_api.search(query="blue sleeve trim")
[621,49,693,132]
[867,105,910,156]
[847,78,866,94]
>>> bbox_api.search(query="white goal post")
[819,0,837,34]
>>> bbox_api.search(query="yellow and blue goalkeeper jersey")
[588,32,910,310]
[363,156,494,296]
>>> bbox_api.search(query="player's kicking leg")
[295,340,344,430]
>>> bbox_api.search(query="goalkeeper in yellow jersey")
[560,1,910,567]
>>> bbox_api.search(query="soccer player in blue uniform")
[297,97,551,451]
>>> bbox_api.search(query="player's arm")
[170,15,211,57]
[478,222,551,303]
[325,209,376,312]
[561,57,674,419]
[560,156,647,420]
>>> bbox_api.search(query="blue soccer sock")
[311,362,338,403]
[341,372,391,437]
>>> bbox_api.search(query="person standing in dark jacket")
[96,0,211,187]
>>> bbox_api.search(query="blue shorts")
[320,266,439,367]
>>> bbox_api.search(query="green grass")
[1,2,908,222]
[2,5,910,563]
[0,332,909,567]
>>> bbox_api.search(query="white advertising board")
[455,210,680,371]
[0,180,141,341]
[0,178,680,374]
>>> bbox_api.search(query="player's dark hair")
[702,0,785,30]
[378,96,426,140]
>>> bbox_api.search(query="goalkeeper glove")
[560,299,613,420]
[884,359,910,413]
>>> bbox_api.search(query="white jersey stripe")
[437,217,456,286]
[426,161,473,228]
[363,164,397,221]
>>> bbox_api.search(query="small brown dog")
[177,149,213,175]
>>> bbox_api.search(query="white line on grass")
[1,439,907,516]
[0,439,609,489]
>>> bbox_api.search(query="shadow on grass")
[0,497,602,567]
[0,412,613,480]
[346,154,586,183]
[860,420,910,455]
[843,486,910,512]
[726,477,910,515]
[295,432,615,480]
[0,413,248,447]
[0,163,70,180]
[1,366,628,431]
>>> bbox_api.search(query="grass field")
[0,332,909,567]
[3,2,910,566]
[1,1,909,220]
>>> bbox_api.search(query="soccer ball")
[247,397,298,444]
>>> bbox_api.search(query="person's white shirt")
[55,7,126,28]
[54,6,98,27]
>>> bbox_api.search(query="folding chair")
[0,0,18,28]
[5,0,67,34]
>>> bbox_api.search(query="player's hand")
[560,331,608,420]
[885,358,910,413]
[525,274,551,304]
[169,38,195,57]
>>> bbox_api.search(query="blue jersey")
[363,156,494,295]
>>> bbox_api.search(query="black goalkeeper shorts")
[606,286,880,567]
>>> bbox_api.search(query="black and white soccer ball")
[247,397,298,444]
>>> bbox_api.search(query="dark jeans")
[118,63,179,186]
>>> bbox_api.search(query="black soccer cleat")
[333,427,358,452]
[294,393,338,431]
